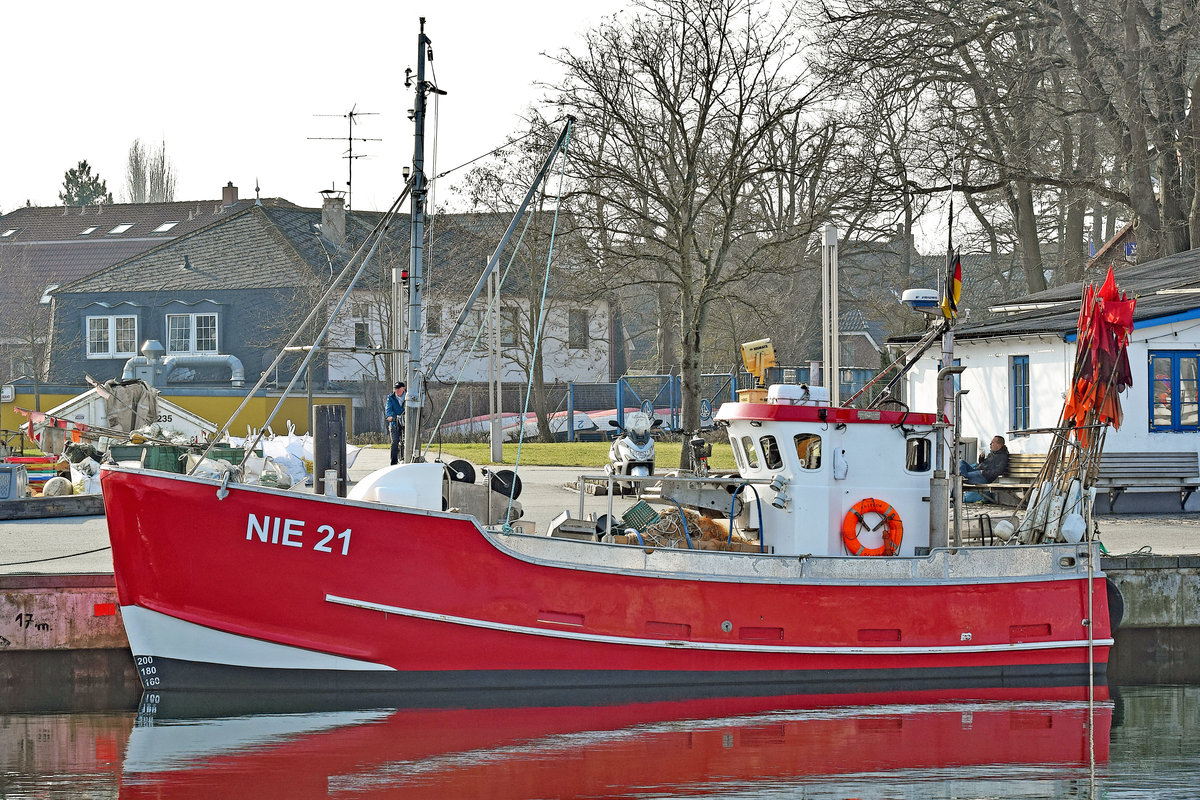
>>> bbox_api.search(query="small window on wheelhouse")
[759,435,783,470]
[793,433,822,470]
[740,436,759,469]
[906,438,932,472]
[731,437,747,471]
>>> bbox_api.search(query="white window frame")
[86,315,139,359]
[165,313,219,354]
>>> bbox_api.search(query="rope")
[0,545,111,567]
[430,120,560,183]
[505,120,573,529]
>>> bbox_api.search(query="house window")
[152,221,180,233]
[1010,355,1030,431]
[79,226,98,235]
[86,315,138,359]
[426,305,441,335]
[568,309,589,349]
[354,322,370,348]
[1150,351,1200,432]
[166,313,219,354]
[107,223,135,235]
[501,307,520,347]
[2,228,17,237]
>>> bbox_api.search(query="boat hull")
[101,467,1112,697]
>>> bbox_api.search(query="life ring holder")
[842,498,903,556]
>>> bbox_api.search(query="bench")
[1094,451,1200,511]
[969,450,1200,511]
[970,453,1047,504]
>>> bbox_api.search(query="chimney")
[222,182,239,207]
[320,190,346,248]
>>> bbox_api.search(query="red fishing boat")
[101,20,1128,700]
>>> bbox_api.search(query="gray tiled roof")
[890,247,1200,342]
[0,198,296,302]
[55,205,580,297]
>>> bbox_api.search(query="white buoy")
[993,519,1016,541]
[42,476,73,496]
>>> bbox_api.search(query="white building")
[326,289,612,385]
[899,251,1200,509]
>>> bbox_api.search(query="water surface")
[2,685,1197,798]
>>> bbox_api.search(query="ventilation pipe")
[122,340,245,388]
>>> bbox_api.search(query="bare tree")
[123,139,178,203]
[548,0,837,441]
[0,246,54,410]
[458,126,605,440]
[124,139,149,203]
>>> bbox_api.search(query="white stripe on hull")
[121,605,394,671]
[325,594,1115,656]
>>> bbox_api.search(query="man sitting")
[959,435,1010,502]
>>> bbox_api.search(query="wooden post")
[313,404,347,497]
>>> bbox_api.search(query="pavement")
[2,446,1197,576]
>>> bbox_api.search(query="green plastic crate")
[107,445,187,473]
[621,500,661,532]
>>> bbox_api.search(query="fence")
[353,364,879,441]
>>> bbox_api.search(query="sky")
[0,0,628,216]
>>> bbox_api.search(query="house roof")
[55,204,584,299]
[891,247,1200,342]
[0,197,295,301]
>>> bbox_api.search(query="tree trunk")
[532,345,553,442]
[1014,181,1047,292]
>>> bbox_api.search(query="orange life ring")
[841,498,903,556]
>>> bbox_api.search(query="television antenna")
[308,104,381,210]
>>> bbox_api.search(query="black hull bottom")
[136,656,1109,715]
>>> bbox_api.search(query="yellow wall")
[1,387,354,438]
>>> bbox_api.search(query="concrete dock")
[4,446,1197,577]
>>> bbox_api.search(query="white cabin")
[715,388,937,557]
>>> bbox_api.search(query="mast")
[403,18,436,462]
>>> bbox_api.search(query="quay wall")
[1103,555,1200,684]
[0,574,140,708]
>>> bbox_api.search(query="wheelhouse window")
[759,435,783,470]
[740,435,759,469]
[1150,351,1200,432]
[1010,355,1030,431]
[906,438,932,472]
[794,433,822,470]
[86,315,138,359]
[166,313,218,354]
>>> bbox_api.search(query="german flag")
[941,249,962,319]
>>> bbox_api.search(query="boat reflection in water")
[121,687,1111,798]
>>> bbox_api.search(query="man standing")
[960,435,1010,485]
[385,382,406,465]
